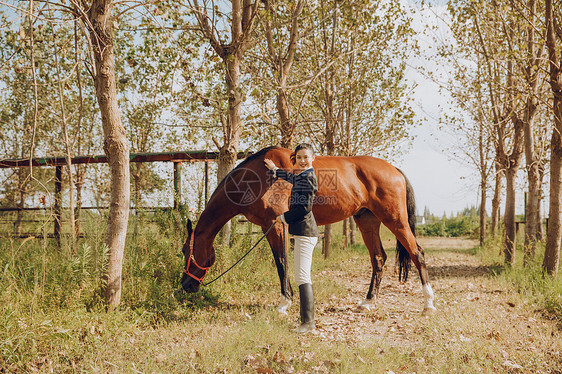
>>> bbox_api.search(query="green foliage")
[152,204,191,237]
[0,211,278,318]
[249,0,419,156]
[419,219,447,237]
[418,207,480,238]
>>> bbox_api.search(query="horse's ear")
[290,152,296,165]
[186,219,193,237]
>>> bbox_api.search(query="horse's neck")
[196,192,238,242]
[196,156,269,240]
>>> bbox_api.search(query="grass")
[1,216,561,373]
[475,237,562,327]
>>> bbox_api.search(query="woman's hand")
[264,158,277,170]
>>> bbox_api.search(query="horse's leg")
[376,210,436,314]
[352,209,387,311]
[263,222,293,314]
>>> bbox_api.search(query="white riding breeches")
[293,235,319,286]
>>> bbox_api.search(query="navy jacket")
[275,167,319,237]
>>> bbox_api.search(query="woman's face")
[295,149,315,171]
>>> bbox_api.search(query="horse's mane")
[208,146,281,202]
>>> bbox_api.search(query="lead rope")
[201,221,277,287]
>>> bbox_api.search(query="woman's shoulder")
[303,169,318,188]
[306,170,317,180]
[298,168,316,180]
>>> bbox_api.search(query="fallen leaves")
[243,350,295,373]
[502,360,524,371]
[487,330,501,341]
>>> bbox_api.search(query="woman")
[264,143,319,333]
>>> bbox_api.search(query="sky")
[395,0,536,218]
[397,1,494,217]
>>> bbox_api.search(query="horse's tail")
[396,168,416,282]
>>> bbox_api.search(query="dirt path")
[310,237,561,373]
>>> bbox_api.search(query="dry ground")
[9,237,561,373]
[302,237,562,373]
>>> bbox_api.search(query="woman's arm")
[264,158,277,171]
[264,158,296,184]
[274,169,297,184]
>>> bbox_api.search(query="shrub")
[418,215,478,237]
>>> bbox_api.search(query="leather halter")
[183,232,210,282]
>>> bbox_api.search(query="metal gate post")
[54,165,62,246]
[204,160,209,206]
[173,161,181,210]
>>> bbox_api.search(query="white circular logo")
[224,168,263,206]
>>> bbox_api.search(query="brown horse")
[181,146,436,314]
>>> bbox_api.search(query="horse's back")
[263,148,407,223]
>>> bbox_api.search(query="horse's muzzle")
[181,274,201,293]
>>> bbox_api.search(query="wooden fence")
[0,150,250,242]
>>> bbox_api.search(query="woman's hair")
[290,143,315,164]
[294,143,315,155]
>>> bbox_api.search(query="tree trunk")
[132,164,142,237]
[263,0,303,149]
[503,168,517,265]
[217,146,237,245]
[537,163,546,241]
[52,18,77,248]
[192,0,258,245]
[480,178,487,246]
[132,164,142,209]
[350,216,356,245]
[543,0,561,276]
[522,0,541,265]
[216,51,243,246]
[544,127,561,274]
[342,217,348,249]
[536,203,544,241]
[524,152,540,265]
[16,189,24,236]
[501,55,525,264]
[479,117,487,246]
[318,0,338,259]
[491,166,503,237]
[224,52,242,155]
[87,0,130,310]
[323,224,332,258]
[277,85,293,149]
[73,19,86,240]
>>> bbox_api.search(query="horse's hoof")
[357,300,372,312]
[422,306,437,316]
[277,297,291,314]
[277,305,289,315]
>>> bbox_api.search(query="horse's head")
[180,219,215,293]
